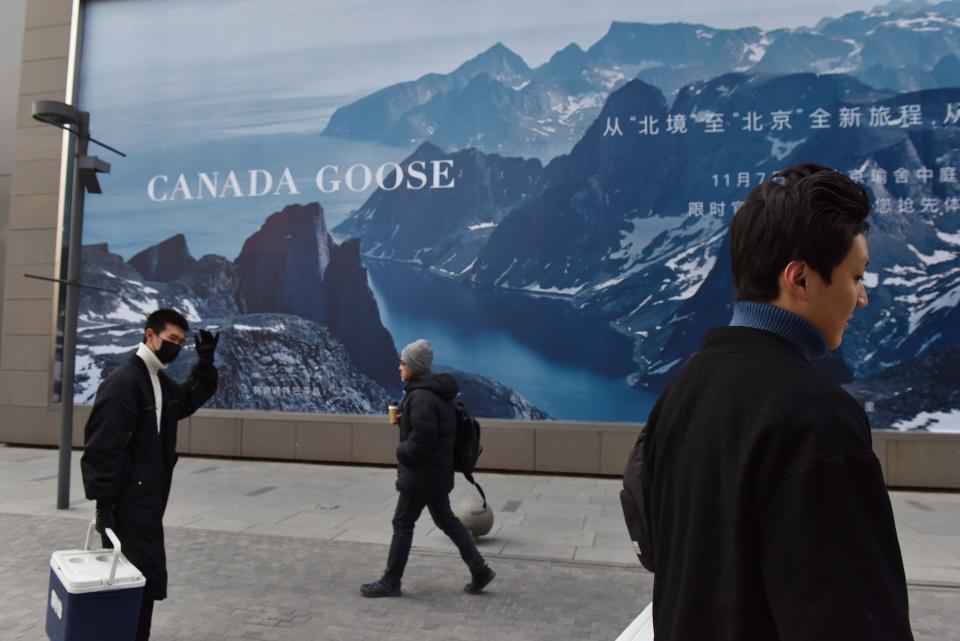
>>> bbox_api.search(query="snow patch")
[648,358,681,375]
[905,283,960,334]
[893,409,960,433]
[594,276,626,291]
[714,85,734,99]
[522,283,586,296]
[610,215,682,264]
[78,320,123,332]
[494,259,518,286]
[469,222,497,231]
[180,299,201,323]
[744,34,772,64]
[458,258,478,275]
[665,232,724,301]
[73,353,103,403]
[88,343,138,355]
[883,275,927,287]
[554,92,606,126]
[886,15,950,31]
[103,329,141,337]
[108,299,160,323]
[935,230,960,246]
[629,295,653,316]
[886,264,925,276]
[766,135,806,162]
[908,243,955,266]
[233,322,286,333]
[827,38,863,74]
[593,68,626,90]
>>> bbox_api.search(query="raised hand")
[195,329,220,363]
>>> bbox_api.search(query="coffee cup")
[388,404,399,425]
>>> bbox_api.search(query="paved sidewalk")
[0,445,644,567]
[1,445,958,640]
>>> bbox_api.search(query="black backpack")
[620,426,656,572]
[452,401,487,507]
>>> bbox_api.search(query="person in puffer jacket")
[360,339,495,598]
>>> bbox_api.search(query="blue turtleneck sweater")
[729,301,827,361]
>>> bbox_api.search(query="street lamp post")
[29,100,123,510]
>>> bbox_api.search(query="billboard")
[74,0,960,429]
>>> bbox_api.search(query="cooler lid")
[50,549,146,594]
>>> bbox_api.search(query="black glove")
[95,501,116,547]
[195,329,220,363]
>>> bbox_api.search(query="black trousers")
[384,492,485,582]
[135,593,154,641]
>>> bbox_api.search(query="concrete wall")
[28,404,641,477]
[0,0,71,450]
[0,0,30,357]
[7,402,959,489]
[1,0,958,490]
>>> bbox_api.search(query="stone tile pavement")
[0,445,958,640]
[1,511,654,641]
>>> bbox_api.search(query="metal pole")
[56,112,89,510]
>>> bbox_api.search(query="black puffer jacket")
[396,373,458,497]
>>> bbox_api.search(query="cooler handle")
[83,519,123,584]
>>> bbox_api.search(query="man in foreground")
[642,164,913,640]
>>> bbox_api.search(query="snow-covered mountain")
[322,1,960,161]
[74,206,549,418]
[334,143,543,275]
[335,69,960,427]
[75,238,393,412]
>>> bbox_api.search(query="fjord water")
[365,259,657,422]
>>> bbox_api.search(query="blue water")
[364,260,656,423]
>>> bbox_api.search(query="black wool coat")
[81,353,218,600]
[395,373,459,498]
[645,327,913,641]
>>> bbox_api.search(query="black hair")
[730,162,871,301]
[144,308,189,340]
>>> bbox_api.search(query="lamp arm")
[34,116,126,157]
[86,135,126,158]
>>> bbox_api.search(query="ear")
[781,260,809,302]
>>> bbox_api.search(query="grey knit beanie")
[400,339,433,375]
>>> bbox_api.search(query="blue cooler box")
[46,523,146,641]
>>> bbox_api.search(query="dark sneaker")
[464,566,496,594]
[360,578,401,598]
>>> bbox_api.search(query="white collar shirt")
[135,342,165,433]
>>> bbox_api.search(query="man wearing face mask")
[81,308,219,641]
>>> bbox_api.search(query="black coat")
[81,353,218,600]
[645,327,912,641]
[395,373,458,498]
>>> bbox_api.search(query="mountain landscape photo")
[76,0,960,429]
[330,0,960,429]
